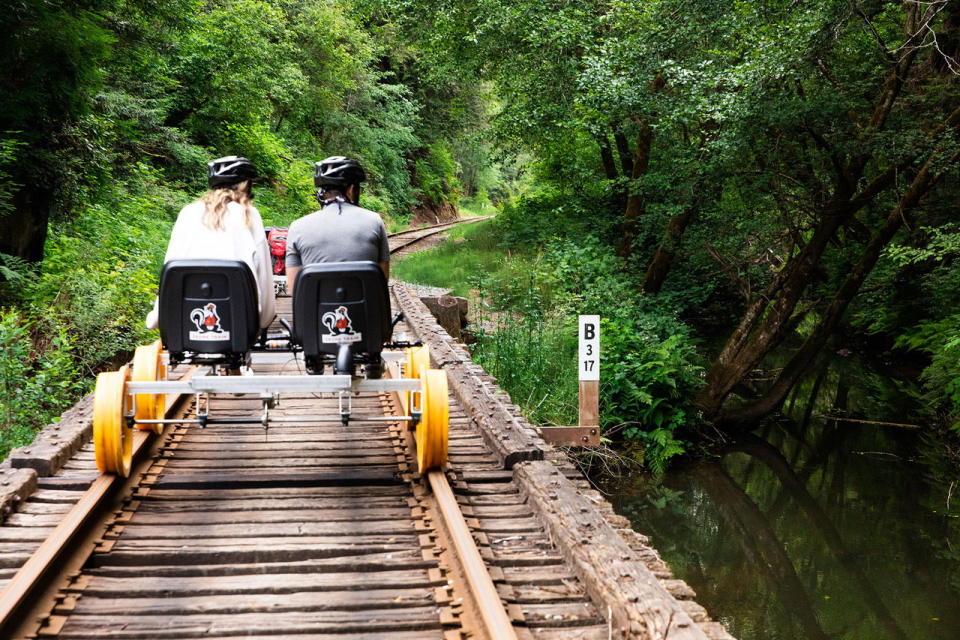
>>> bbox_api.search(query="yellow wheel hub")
[93,364,133,477]
[405,345,430,415]
[416,368,449,472]
[132,340,166,433]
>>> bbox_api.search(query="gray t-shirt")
[285,201,390,268]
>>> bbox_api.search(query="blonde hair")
[200,181,252,230]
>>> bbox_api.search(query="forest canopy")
[378,0,960,465]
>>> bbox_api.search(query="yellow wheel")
[93,365,133,477]
[132,340,165,433]
[406,345,430,382]
[416,368,448,472]
[405,345,431,414]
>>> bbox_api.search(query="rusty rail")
[388,216,491,255]
[0,355,525,639]
[427,469,517,640]
[0,377,194,637]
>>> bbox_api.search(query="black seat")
[293,261,389,376]
[158,259,259,367]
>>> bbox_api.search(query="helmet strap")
[317,189,348,214]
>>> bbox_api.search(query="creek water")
[601,353,960,640]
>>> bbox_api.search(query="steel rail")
[387,216,489,239]
[0,452,131,634]
[427,469,518,640]
[388,216,491,255]
[0,374,194,635]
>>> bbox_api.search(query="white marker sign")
[578,315,600,381]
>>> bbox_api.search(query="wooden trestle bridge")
[0,220,733,639]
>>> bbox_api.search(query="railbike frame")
[125,350,423,429]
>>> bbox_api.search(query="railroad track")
[0,291,613,639]
[387,217,491,257]
[0,216,733,640]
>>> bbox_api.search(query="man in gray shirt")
[285,156,390,296]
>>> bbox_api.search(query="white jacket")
[146,200,276,330]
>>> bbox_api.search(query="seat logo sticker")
[322,305,363,344]
[189,303,231,342]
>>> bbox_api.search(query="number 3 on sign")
[579,315,600,381]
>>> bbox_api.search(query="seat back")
[293,261,389,359]
[158,259,259,361]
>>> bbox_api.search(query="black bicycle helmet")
[314,156,366,188]
[208,156,258,188]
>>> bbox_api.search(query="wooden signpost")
[540,315,601,447]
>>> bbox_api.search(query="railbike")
[92,260,448,477]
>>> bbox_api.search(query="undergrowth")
[0,310,84,459]
[392,221,505,297]
[393,202,704,474]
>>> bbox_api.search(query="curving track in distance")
[387,216,492,258]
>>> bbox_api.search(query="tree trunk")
[641,207,696,294]
[612,127,633,177]
[718,149,953,426]
[617,124,652,259]
[696,23,937,422]
[420,295,465,340]
[696,201,854,417]
[0,183,53,263]
[595,132,618,181]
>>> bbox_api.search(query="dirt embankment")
[410,200,458,226]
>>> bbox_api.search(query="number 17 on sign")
[578,315,600,426]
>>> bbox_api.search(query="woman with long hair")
[145,156,275,330]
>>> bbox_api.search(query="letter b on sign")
[579,315,600,381]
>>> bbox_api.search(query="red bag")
[266,227,288,276]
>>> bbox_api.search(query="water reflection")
[603,354,960,639]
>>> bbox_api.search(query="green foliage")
[415,141,461,206]
[494,185,620,250]
[0,309,83,460]
[471,288,579,427]
[0,253,31,295]
[0,135,24,216]
[225,123,288,181]
[396,217,703,472]
[26,166,172,372]
[601,310,702,474]
[0,165,178,453]
[896,316,960,429]
[885,224,960,268]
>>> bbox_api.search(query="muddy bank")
[410,200,458,225]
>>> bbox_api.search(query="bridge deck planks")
[42,292,610,639]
